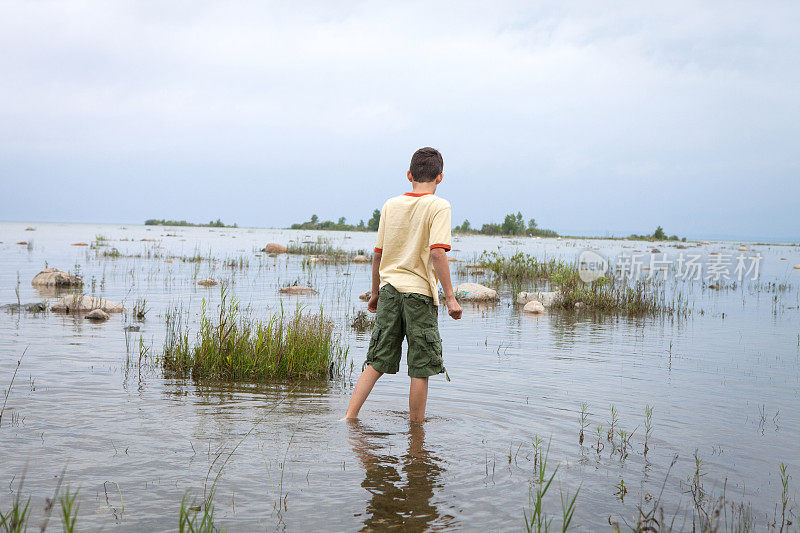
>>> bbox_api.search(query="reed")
[162,285,347,381]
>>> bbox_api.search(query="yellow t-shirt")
[374,192,452,305]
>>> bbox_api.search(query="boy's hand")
[445,295,462,320]
[367,294,379,313]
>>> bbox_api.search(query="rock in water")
[51,295,124,313]
[85,309,110,321]
[794,264,800,270]
[31,268,83,288]
[359,290,371,301]
[279,286,317,295]
[738,246,748,251]
[264,243,288,254]
[517,291,561,307]
[197,278,218,287]
[454,283,498,301]
[352,255,370,263]
[523,300,545,314]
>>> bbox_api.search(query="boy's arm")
[430,248,462,319]
[367,251,381,313]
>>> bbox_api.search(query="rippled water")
[1,222,798,531]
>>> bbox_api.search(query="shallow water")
[1,222,798,531]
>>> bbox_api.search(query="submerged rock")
[123,324,141,332]
[517,291,561,307]
[264,243,288,254]
[454,283,498,302]
[523,300,545,314]
[85,309,110,321]
[51,295,124,313]
[279,285,317,295]
[352,255,370,263]
[71,242,88,246]
[25,227,35,231]
[197,278,218,287]
[31,268,82,288]
[2,302,47,313]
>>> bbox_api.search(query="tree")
[653,226,666,240]
[357,220,365,228]
[310,214,319,224]
[338,216,346,225]
[367,209,381,231]
[455,219,472,232]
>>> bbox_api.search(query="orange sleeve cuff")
[374,247,383,253]
[430,243,451,251]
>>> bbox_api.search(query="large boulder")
[51,295,124,313]
[31,268,82,288]
[264,243,288,254]
[517,291,561,307]
[279,285,317,295]
[454,283,498,302]
[523,300,545,314]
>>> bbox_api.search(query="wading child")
[344,147,462,422]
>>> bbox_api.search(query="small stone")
[359,290,371,301]
[794,264,800,270]
[574,302,584,309]
[25,227,35,231]
[264,243,288,254]
[123,324,141,332]
[279,285,317,295]
[523,300,545,314]
[352,255,370,263]
[651,248,661,253]
[16,241,27,245]
[197,278,218,287]
[738,246,748,251]
[71,242,88,246]
[164,259,173,263]
[85,309,110,321]
[447,256,460,262]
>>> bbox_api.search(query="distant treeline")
[453,212,558,237]
[144,218,238,228]
[627,226,685,242]
[290,211,381,232]
[289,210,559,237]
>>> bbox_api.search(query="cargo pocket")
[367,326,382,360]
[410,327,442,369]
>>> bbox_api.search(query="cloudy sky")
[1,1,798,241]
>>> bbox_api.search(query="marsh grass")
[524,441,579,532]
[162,285,347,381]
[179,493,217,533]
[478,251,686,315]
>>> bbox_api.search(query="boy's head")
[408,147,443,183]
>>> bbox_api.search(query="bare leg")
[409,377,429,422]
[345,365,383,419]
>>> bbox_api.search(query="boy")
[344,147,462,422]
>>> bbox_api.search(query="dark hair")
[409,147,444,182]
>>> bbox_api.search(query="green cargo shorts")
[365,284,445,378]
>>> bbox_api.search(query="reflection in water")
[348,421,445,532]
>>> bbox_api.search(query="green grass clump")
[162,286,347,381]
[479,251,683,315]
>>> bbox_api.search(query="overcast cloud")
[1,1,798,240]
